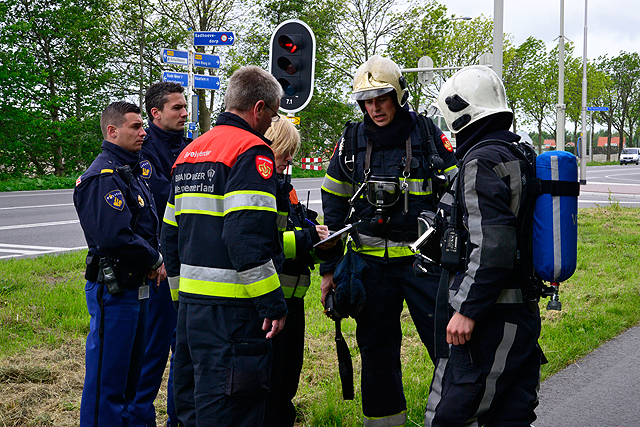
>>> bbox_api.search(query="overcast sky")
[443,0,639,61]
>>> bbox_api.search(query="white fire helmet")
[352,55,408,107]
[437,65,512,133]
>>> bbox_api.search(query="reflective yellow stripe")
[406,178,431,196]
[283,231,296,259]
[100,168,113,174]
[163,202,177,227]
[321,174,353,197]
[363,410,407,427]
[352,235,414,258]
[179,261,280,298]
[280,274,310,298]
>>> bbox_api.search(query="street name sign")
[160,48,189,66]
[193,31,235,46]
[587,106,609,112]
[193,52,221,68]
[162,71,189,87]
[193,74,221,90]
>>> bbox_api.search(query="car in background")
[620,148,640,165]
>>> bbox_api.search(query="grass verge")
[1,206,639,426]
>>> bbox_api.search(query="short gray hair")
[225,65,283,112]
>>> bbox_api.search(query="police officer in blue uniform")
[74,101,166,427]
[127,82,190,427]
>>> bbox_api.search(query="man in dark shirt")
[127,82,190,427]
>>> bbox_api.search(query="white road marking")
[0,220,79,231]
[0,203,73,211]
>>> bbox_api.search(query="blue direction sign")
[193,52,221,69]
[162,71,189,87]
[188,122,197,130]
[193,74,221,90]
[587,106,609,112]
[160,48,189,66]
[193,31,235,46]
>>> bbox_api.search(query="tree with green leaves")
[0,0,114,177]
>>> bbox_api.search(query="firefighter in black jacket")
[320,56,457,427]
[425,65,545,427]
[74,101,166,427]
[161,66,288,426]
[262,116,330,427]
[128,82,190,427]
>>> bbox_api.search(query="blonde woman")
[263,116,330,427]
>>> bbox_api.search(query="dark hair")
[100,101,141,139]
[145,82,185,122]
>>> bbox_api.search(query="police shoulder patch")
[105,190,125,211]
[255,155,274,179]
[441,133,453,152]
[140,159,152,179]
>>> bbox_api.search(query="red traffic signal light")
[269,20,316,114]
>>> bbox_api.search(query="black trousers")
[173,303,272,427]
[356,259,439,422]
[425,306,544,427]
[263,297,305,427]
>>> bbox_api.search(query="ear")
[253,100,266,120]
[107,124,118,139]
[151,106,162,121]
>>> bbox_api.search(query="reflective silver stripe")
[493,160,522,216]
[174,193,224,215]
[276,212,288,230]
[238,260,278,286]
[452,159,481,312]
[445,165,458,182]
[495,288,523,304]
[551,155,562,279]
[358,234,412,248]
[471,322,518,422]
[164,202,177,224]
[168,276,180,290]
[321,174,353,197]
[181,263,241,284]
[424,356,449,426]
[224,191,276,213]
[279,273,310,289]
[363,410,406,427]
[407,178,431,195]
[279,273,311,298]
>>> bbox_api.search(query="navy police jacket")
[321,111,457,270]
[74,141,163,286]
[161,112,287,320]
[140,121,191,223]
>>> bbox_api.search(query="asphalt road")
[1,166,639,260]
[535,324,640,426]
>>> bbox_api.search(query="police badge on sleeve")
[105,190,125,211]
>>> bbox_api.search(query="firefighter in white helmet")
[425,65,545,427]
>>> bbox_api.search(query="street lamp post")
[580,0,588,183]
[493,0,503,79]
[556,0,566,152]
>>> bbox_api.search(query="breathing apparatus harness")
[410,138,580,359]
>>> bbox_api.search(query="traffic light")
[269,19,316,114]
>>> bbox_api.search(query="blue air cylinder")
[532,151,578,283]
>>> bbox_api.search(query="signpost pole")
[579,0,588,183]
